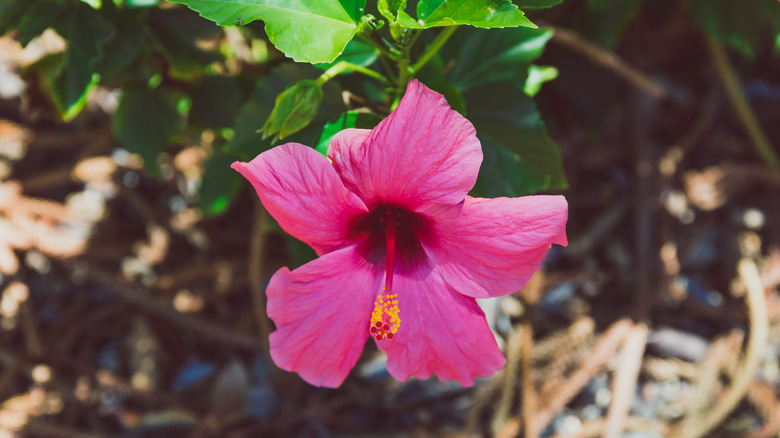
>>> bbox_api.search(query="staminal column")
[369,209,401,341]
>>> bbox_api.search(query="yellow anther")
[369,290,400,341]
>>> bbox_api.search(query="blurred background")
[1,0,780,437]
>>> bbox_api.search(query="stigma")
[370,291,400,341]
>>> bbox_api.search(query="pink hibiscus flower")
[232,80,568,388]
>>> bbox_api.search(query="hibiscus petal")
[422,195,568,298]
[377,261,506,386]
[328,80,482,211]
[232,143,368,255]
[268,245,382,387]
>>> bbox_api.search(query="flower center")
[369,209,401,341]
[349,205,428,270]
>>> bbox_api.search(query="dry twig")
[549,416,670,438]
[746,379,780,424]
[249,199,272,349]
[492,326,523,435]
[671,259,769,437]
[85,267,264,352]
[603,91,657,438]
[543,23,671,101]
[536,318,634,432]
[520,320,538,438]
[676,329,744,437]
[603,322,649,438]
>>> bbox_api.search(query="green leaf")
[315,110,383,155]
[95,10,145,81]
[147,7,220,79]
[24,53,65,111]
[80,0,101,8]
[583,0,642,49]
[125,0,158,6]
[314,39,379,71]
[524,64,557,96]
[688,0,780,60]
[513,0,563,9]
[16,1,70,46]
[261,80,323,141]
[50,2,112,120]
[776,32,780,54]
[397,0,535,29]
[198,151,243,216]
[113,85,180,175]
[414,52,466,114]
[225,74,286,158]
[0,0,30,36]
[225,64,346,158]
[465,82,566,196]
[190,75,244,129]
[169,0,367,63]
[285,234,318,269]
[440,25,552,92]
[378,0,406,21]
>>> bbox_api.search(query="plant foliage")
[5,0,775,220]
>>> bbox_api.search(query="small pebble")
[123,171,140,188]
[595,387,611,408]
[31,364,51,383]
[580,404,602,420]
[555,414,582,435]
[647,326,708,362]
[742,208,765,230]
[25,250,50,275]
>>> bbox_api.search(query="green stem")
[379,54,398,84]
[410,25,457,74]
[705,33,780,172]
[394,45,411,109]
[357,33,400,61]
[315,61,391,87]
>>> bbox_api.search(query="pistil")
[369,209,401,341]
[384,209,398,292]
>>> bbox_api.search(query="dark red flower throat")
[351,206,428,274]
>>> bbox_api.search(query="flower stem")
[315,61,391,87]
[394,46,411,109]
[411,25,457,74]
[384,210,398,292]
[392,30,427,108]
